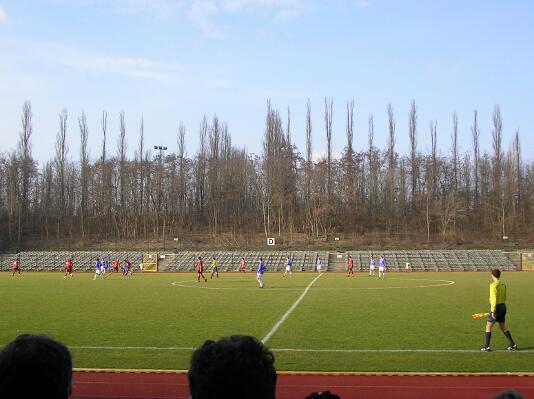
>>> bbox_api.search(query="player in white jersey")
[283,257,293,277]
[93,258,102,280]
[369,256,376,276]
[379,256,386,279]
[316,257,323,273]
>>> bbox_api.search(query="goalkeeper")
[480,269,517,352]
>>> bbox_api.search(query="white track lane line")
[261,273,323,344]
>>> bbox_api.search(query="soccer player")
[12,257,21,276]
[379,256,386,279]
[240,257,247,274]
[112,259,120,273]
[316,257,323,273]
[480,269,517,352]
[64,258,73,278]
[257,257,266,288]
[197,256,207,282]
[210,257,219,279]
[369,256,376,276]
[93,258,102,280]
[347,255,354,277]
[283,256,293,277]
[101,259,109,277]
[123,259,132,276]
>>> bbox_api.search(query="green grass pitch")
[1,270,532,372]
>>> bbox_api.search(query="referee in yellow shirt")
[481,269,517,352]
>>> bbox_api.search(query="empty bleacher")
[0,251,143,272]
[347,250,517,272]
[161,251,325,272]
[0,249,519,272]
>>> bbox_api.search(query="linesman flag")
[472,312,489,320]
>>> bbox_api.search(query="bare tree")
[195,116,208,221]
[55,109,68,238]
[451,111,459,195]
[2,100,534,249]
[324,98,333,205]
[305,99,313,235]
[343,100,356,220]
[513,130,521,211]
[472,110,480,212]
[408,100,418,213]
[386,103,396,231]
[78,111,89,240]
[367,115,378,221]
[492,105,503,236]
[177,122,187,225]
[17,101,33,242]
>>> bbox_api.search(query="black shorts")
[488,303,507,323]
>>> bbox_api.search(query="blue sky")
[0,0,533,163]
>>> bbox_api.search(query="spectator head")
[494,390,524,399]
[491,269,501,279]
[260,257,263,262]
[188,335,276,399]
[0,334,72,399]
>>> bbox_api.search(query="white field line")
[171,278,455,291]
[262,273,323,344]
[66,345,534,353]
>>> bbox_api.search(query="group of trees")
[0,100,532,249]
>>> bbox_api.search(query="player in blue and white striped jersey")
[379,256,387,279]
[257,258,266,288]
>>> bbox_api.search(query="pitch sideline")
[67,345,534,354]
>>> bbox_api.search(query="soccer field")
[1,271,532,372]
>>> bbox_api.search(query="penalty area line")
[261,273,323,344]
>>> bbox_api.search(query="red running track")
[72,371,534,399]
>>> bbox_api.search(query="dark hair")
[492,269,501,279]
[188,335,277,399]
[305,391,341,399]
[0,334,72,399]
[494,390,525,399]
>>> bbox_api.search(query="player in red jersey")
[197,256,207,282]
[240,257,247,274]
[12,257,21,276]
[112,259,120,273]
[347,255,355,277]
[64,258,74,277]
